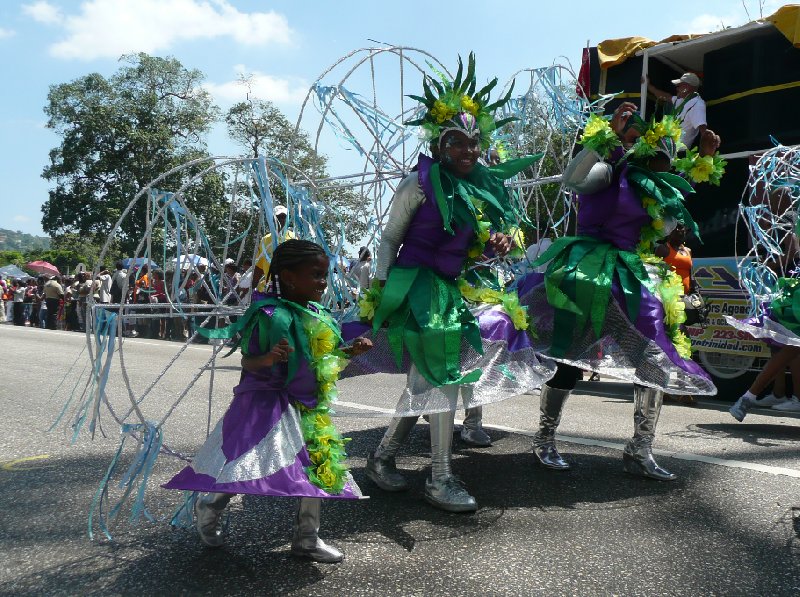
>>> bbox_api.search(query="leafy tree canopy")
[41,53,220,256]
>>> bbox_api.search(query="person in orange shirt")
[656,221,694,294]
[134,265,152,337]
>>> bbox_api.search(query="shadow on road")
[3,423,799,595]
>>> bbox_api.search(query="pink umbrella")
[26,260,60,276]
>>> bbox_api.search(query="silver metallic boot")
[290,498,343,563]
[532,384,571,470]
[194,492,233,547]
[424,411,478,512]
[366,415,418,491]
[460,406,492,447]
[623,385,676,481]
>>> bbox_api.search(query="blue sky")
[0,0,785,237]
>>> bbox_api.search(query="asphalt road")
[1,323,799,596]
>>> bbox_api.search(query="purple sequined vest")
[576,150,649,252]
[394,154,475,279]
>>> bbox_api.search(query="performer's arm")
[645,77,672,102]
[563,148,613,194]
[342,336,373,356]
[374,175,425,282]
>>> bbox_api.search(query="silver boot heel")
[195,492,233,547]
[366,415,418,491]
[532,384,571,470]
[460,406,492,447]
[366,452,410,491]
[291,498,343,563]
[623,385,676,481]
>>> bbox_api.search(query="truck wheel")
[697,351,757,400]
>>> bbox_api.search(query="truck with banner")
[579,5,800,395]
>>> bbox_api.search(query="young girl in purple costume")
[163,240,371,563]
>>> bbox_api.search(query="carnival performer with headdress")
[726,146,800,420]
[163,240,372,563]
[517,101,725,481]
[342,54,556,512]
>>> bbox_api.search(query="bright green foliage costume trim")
[372,266,483,386]
[768,277,800,335]
[532,236,650,357]
[429,154,542,235]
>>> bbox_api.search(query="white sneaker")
[756,393,790,407]
[771,396,800,412]
[729,395,754,422]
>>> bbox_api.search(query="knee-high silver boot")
[424,411,477,512]
[532,384,571,470]
[623,385,676,481]
[290,497,343,563]
[194,492,233,547]
[366,415,418,491]
[460,406,492,447]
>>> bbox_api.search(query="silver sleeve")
[375,174,425,280]
[563,148,613,195]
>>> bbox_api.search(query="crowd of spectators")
[1,249,375,341]
[0,257,256,340]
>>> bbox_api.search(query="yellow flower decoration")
[358,281,382,322]
[643,129,660,147]
[305,320,336,359]
[690,155,714,183]
[460,95,479,116]
[431,99,457,124]
[316,461,337,488]
[581,113,610,139]
[652,219,664,230]
[501,293,529,331]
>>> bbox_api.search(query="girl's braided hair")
[268,239,326,295]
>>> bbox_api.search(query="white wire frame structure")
[735,144,800,315]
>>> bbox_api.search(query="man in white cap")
[252,205,295,293]
[647,72,707,149]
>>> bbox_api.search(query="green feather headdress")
[405,53,517,151]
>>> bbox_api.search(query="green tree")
[224,98,369,249]
[41,53,222,256]
[0,250,25,267]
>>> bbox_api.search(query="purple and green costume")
[517,149,715,394]
[164,297,361,500]
[726,277,800,347]
[340,153,556,416]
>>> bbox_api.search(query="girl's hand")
[268,338,293,364]
[242,337,294,372]
[344,336,373,356]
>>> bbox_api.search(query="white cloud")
[0,27,15,39]
[22,1,63,25]
[683,13,740,33]
[32,0,292,60]
[680,1,787,34]
[13,215,31,223]
[205,66,308,106]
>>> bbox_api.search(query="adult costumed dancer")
[343,54,556,511]
[517,100,725,480]
[164,240,372,562]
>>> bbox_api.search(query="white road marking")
[336,400,800,479]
